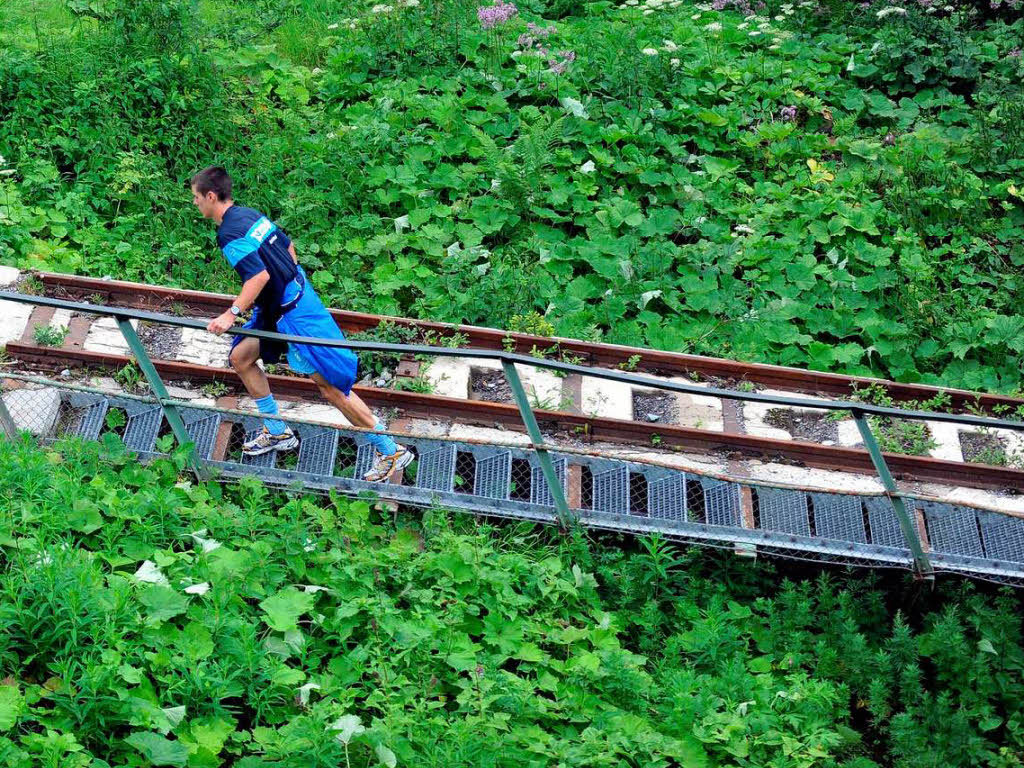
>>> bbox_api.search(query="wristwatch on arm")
[229,305,242,317]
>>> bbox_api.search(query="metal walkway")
[10,378,1024,587]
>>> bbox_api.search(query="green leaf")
[125,732,190,767]
[139,585,189,625]
[696,110,728,127]
[978,638,997,654]
[0,684,25,731]
[259,588,316,632]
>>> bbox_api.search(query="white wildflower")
[774,14,784,19]
[734,224,754,234]
[749,30,763,35]
[642,47,659,55]
[642,8,654,13]
[580,160,596,173]
[184,582,210,595]
[705,21,723,31]
[691,12,702,18]
[738,21,748,28]
[404,0,420,6]
[371,3,393,12]
[662,39,678,51]
[327,23,339,29]
[876,6,908,17]
[670,57,680,67]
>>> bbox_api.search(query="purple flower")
[1010,48,1022,58]
[781,105,798,122]
[477,0,518,29]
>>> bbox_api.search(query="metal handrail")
[4,291,1023,431]
[7,288,1023,582]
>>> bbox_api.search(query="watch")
[229,305,242,317]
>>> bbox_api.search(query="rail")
[4,289,1024,582]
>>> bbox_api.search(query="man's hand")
[207,310,236,335]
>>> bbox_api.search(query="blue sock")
[367,421,399,455]
[255,394,288,435]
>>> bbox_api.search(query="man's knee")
[229,345,256,371]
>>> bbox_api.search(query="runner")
[190,166,414,482]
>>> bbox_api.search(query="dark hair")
[191,166,233,201]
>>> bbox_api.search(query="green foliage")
[31,323,67,347]
[4,437,1024,766]
[1,0,1023,398]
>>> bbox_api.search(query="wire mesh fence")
[4,372,1024,586]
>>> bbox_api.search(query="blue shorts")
[231,270,358,395]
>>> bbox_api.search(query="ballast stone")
[3,387,61,436]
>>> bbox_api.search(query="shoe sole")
[365,449,415,483]
[242,436,299,458]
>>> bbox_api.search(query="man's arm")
[207,270,270,335]
[289,242,298,265]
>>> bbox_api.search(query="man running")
[190,166,413,482]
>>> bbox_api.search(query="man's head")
[191,166,233,221]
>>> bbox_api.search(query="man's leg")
[311,372,413,481]
[229,337,296,452]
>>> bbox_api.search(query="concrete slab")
[665,376,724,431]
[927,420,964,462]
[3,387,60,436]
[580,377,633,419]
[84,317,138,356]
[424,357,471,399]
[403,418,451,438]
[280,401,353,427]
[48,309,73,333]
[0,299,33,348]
[448,423,532,446]
[837,420,862,448]
[164,385,200,400]
[931,486,1024,517]
[0,266,19,287]
[746,462,884,494]
[175,328,232,368]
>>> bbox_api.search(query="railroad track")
[37,271,1024,415]
[2,271,1024,495]
[5,270,1024,586]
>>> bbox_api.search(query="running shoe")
[364,445,415,482]
[243,426,299,457]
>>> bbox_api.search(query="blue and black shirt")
[216,205,298,320]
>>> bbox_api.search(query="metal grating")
[593,466,629,514]
[63,393,109,440]
[123,406,163,453]
[181,409,220,460]
[530,458,566,507]
[415,444,456,492]
[297,428,338,476]
[979,510,1024,564]
[474,451,511,500]
[757,487,811,536]
[922,502,984,558]
[354,443,377,480]
[865,496,909,550]
[700,478,742,527]
[811,493,867,544]
[648,474,688,522]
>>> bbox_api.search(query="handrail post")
[115,316,205,479]
[0,391,19,439]
[501,360,575,528]
[851,408,933,581]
